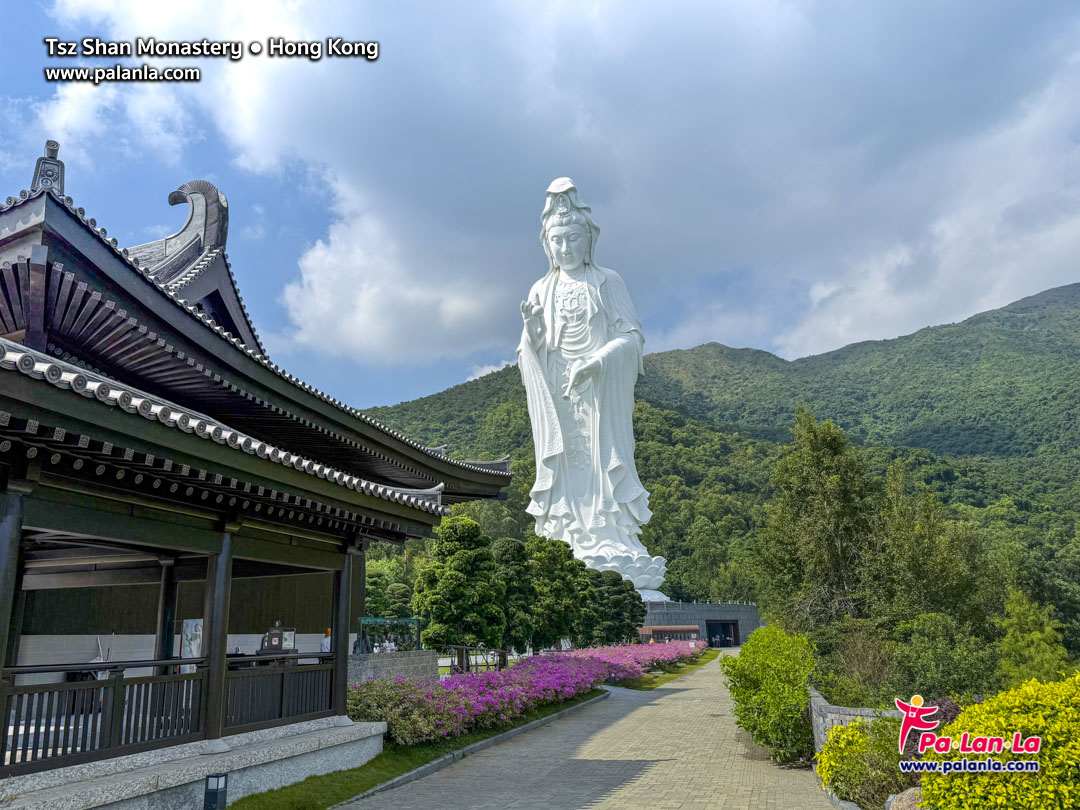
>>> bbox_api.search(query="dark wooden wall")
[21,574,366,635]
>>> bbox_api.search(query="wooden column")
[331,548,353,717]
[153,560,177,674]
[357,539,367,637]
[0,492,24,671]
[203,531,233,741]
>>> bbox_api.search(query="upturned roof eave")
[0,188,511,493]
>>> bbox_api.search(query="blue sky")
[3,1,1080,407]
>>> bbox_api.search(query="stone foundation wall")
[3,717,385,809]
[348,649,439,683]
[809,687,902,753]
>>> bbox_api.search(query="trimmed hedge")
[717,626,814,762]
[920,672,1080,809]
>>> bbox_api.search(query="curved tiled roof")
[0,336,448,516]
[0,187,511,480]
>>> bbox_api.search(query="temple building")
[0,142,510,803]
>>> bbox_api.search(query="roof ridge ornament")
[167,179,229,250]
[31,140,65,195]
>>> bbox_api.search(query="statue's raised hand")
[521,300,544,346]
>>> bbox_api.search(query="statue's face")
[547,224,589,272]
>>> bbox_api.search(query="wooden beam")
[22,495,222,554]
[25,245,48,351]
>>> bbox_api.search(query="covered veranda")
[0,338,436,776]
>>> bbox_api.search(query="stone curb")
[330,690,612,808]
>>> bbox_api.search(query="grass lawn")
[624,648,721,690]
[231,688,604,810]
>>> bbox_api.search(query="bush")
[890,613,999,699]
[817,717,918,810]
[346,677,466,745]
[921,672,1080,809]
[717,626,814,761]
[347,644,680,745]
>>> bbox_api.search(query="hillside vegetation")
[368,284,1080,652]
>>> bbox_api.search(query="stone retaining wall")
[348,649,439,683]
[809,687,902,753]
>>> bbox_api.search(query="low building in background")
[642,601,763,647]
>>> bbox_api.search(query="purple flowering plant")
[346,641,706,746]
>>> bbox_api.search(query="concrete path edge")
[328,690,613,809]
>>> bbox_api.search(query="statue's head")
[540,178,600,273]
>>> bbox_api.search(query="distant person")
[321,627,332,653]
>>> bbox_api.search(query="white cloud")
[30,0,1080,369]
[278,185,510,362]
[241,204,267,240]
[775,49,1080,358]
[467,360,512,381]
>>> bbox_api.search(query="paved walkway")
[341,653,832,810]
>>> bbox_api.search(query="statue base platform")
[637,589,670,602]
[579,549,667,591]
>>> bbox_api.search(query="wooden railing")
[1,652,337,776]
[0,659,206,776]
[224,653,334,733]
[445,646,508,674]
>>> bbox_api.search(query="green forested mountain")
[368,284,1080,638]
[639,283,1080,458]
[374,282,1080,462]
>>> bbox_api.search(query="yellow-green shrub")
[817,717,917,810]
[921,672,1080,809]
[717,626,814,761]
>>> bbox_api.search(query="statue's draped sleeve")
[517,274,562,496]
[592,267,649,518]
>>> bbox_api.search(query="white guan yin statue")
[518,178,667,600]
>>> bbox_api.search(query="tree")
[526,536,586,651]
[384,582,413,618]
[492,537,535,654]
[755,406,877,630]
[572,568,606,647]
[858,462,1025,641]
[412,516,506,651]
[602,570,647,643]
[996,589,1072,688]
[364,569,390,619]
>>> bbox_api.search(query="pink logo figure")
[895,694,939,753]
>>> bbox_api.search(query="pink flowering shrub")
[566,639,705,676]
[347,642,702,745]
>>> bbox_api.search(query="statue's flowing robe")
[517,264,652,563]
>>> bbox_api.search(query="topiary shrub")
[817,717,918,810]
[717,625,814,762]
[921,672,1080,809]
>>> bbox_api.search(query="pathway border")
[329,690,612,809]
